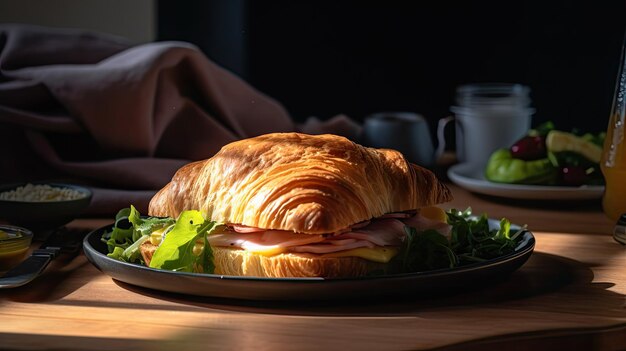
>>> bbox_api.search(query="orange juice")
[601,169,626,221]
[601,112,626,221]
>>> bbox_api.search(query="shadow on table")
[109,252,624,318]
[468,192,604,211]
[0,254,91,303]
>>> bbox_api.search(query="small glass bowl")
[0,225,33,272]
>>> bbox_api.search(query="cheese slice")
[419,206,447,222]
[247,246,288,257]
[207,230,325,257]
[322,247,399,263]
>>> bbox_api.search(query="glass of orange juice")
[601,37,626,233]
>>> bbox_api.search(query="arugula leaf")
[494,218,510,240]
[399,227,457,272]
[122,235,150,262]
[103,207,134,253]
[148,211,217,273]
[128,205,175,242]
[397,208,525,272]
[102,205,175,263]
[447,209,523,264]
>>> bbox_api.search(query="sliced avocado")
[545,130,602,163]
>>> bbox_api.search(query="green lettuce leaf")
[107,246,126,261]
[148,210,217,273]
[102,205,175,263]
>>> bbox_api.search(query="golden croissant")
[146,132,452,277]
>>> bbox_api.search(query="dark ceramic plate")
[83,220,535,301]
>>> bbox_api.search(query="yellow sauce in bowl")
[0,226,33,272]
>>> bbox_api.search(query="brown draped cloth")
[0,24,361,216]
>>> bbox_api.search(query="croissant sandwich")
[142,132,452,278]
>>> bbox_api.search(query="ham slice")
[350,220,371,229]
[401,214,452,239]
[228,219,372,236]
[230,224,266,233]
[208,230,325,253]
[209,212,450,255]
[333,218,406,246]
[380,212,414,219]
[291,240,375,254]
[327,238,358,246]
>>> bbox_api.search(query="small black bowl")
[0,182,92,232]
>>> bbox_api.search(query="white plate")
[448,163,604,200]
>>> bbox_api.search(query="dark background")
[159,0,626,135]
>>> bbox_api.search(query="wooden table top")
[0,183,624,351]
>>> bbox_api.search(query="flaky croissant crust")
[149,133,452,234]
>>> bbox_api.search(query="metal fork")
[0,227,83,288]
